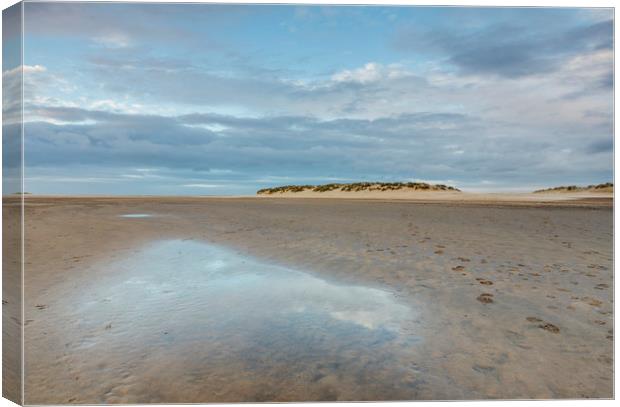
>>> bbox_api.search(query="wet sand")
[6,195,613,402]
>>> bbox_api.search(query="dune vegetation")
[534,182,613,193]
[257,182,460,195]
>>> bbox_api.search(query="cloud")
[2,64,50,123]
[394,10,613,78]
[92,33,133,49]
[24,2,185,48]
[587,138,613,154]
[331,63,408,84]
[65,40,610,127]
[449,20,612,77]
[23,2,246,54]
[79,56,437,120]
[20,103,612,194]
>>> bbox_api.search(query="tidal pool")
[119,213,153,218]
[26,240,426,403]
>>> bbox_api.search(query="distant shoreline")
[5,192,612,208]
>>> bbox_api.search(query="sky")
[2,2,614,195]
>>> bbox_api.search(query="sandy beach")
[6,194,613,402]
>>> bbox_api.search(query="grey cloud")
[22,106,612,193]
[23,2,256,55]
[2,123,21,170]
[23,107,479,175]
[395,16,613,78]
[586,138,613,153]
[25,2,192,46]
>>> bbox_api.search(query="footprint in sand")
[556,288,571,292]
[452,265,465,272]
[476,278,493,285]
[472,364,496,375]
[526,317,560,333]
[582,297,603,307]
[477,293,494,304]
[35,304,47,310]
[539,323,560,333]
[434,250,444,255]
[594,283,609,290]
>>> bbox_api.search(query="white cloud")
[3,64,47,78]
[2,65,50,123]
[331,62,408,84]
[92,32,132,48]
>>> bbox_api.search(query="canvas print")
[1,1,614,404]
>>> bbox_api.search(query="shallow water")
[119,213,152,218]
[27,240,428,403]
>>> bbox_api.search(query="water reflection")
[29,240,424,403]
[119,214,152,218]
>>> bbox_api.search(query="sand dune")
[534,183,613,194]
[257,182,460,195]
[255,182,612,205]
